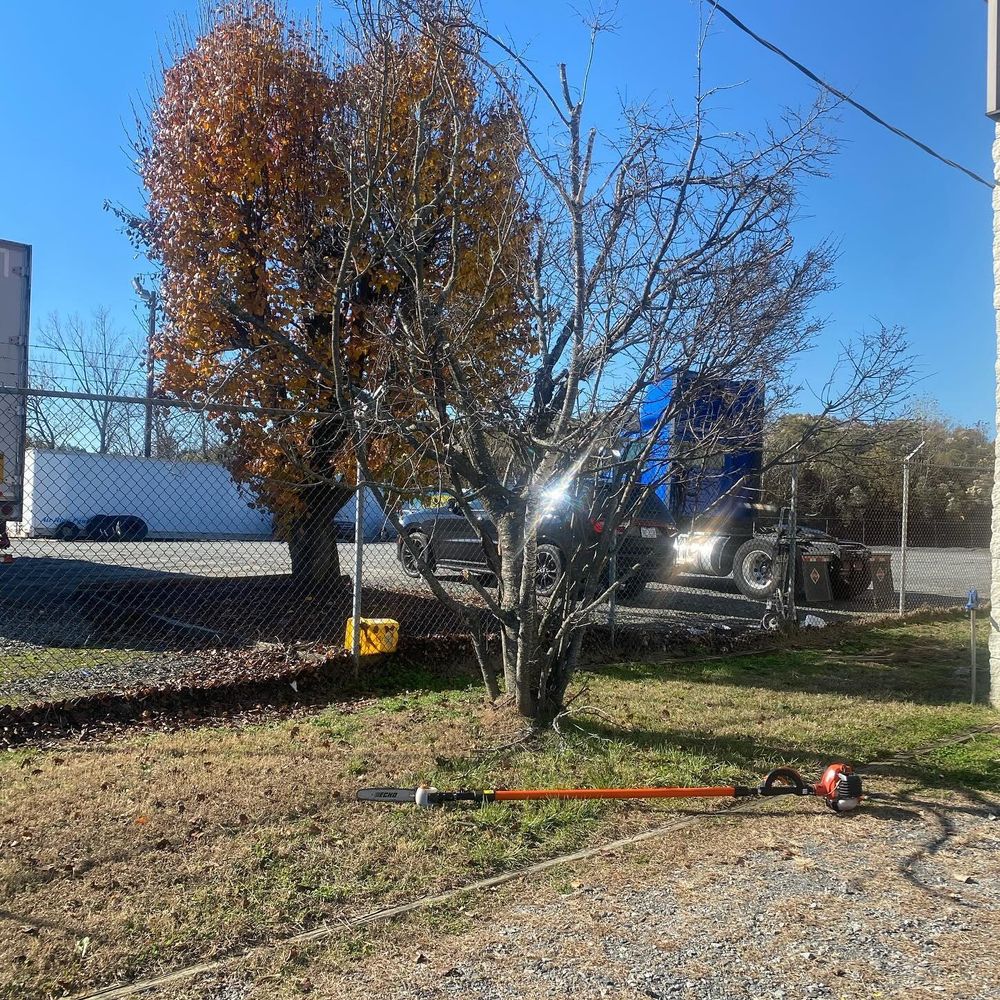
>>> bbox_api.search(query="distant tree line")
[763,413,994,546]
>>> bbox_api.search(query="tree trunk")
[287,483,351,593]
[496,512,524,696]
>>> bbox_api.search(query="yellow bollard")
[345,617,400,655]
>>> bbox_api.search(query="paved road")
[0,538,986,626]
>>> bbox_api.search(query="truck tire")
[113,517,148,542]
[83,515,114,541]
[55,521,80,542]
[617,573,647,603]
[732,537,781,600]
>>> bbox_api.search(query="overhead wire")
[708,0,994,190]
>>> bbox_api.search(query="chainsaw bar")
[356,787,418,804]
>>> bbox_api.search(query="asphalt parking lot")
[1,537,986,623]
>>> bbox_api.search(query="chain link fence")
[0,388,992,706]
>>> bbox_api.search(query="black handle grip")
[759,767,807,795]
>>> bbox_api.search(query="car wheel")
[399,531,433,578]
[54,521,80,542]
[733,538,781,599]
[535,543,564,597]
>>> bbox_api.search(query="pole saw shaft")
[493,785,740,801]
[357,764,863,813]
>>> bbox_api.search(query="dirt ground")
[146,776,1000,1000]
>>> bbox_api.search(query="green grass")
[918,732,1000,794]
[0,611,997,998]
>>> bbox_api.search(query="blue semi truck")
[635,377,873,602]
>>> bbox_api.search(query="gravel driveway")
[172,781,1000,1000]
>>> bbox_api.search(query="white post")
[898,441,925,616]
[608,534,617,643]
[990,119,1000,705]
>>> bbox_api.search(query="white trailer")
[10,448,273,540]
[0,240,31,525]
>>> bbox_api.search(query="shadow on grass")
[0,643,487,746]
[566,712,1000,802]
[594,624,982,706]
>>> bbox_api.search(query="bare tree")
[34,309,145,454]
[25,360,76,449]
[334,1,911,723]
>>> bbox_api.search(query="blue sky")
[1,1,994,426]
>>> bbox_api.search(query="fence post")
[787,459,798,622]
[967,589,980,704]
[608,532,618,645]
[899,442,925,615]
[133,278,157,459]
[351,432,365,669]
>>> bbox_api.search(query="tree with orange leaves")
[128,1,532,588]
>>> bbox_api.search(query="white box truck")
[0,240,31,550]
[10,448,273,540]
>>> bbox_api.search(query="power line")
[709,1,994,190]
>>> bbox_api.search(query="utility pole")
[132,278,157,459]
[986,0,1000,706]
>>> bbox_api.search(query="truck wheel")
[617,574,647,603]
[113,517,148,542]
[399,531,433,578]
[55,521,79,542]
[733,538,780,599]
[833,564,871,600]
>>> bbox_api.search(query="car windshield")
[540,472,670,523]
[590,474,672,522]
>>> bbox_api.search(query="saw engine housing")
[815,763,863,812]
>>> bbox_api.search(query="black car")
[396,483,674,601]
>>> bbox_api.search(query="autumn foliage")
[134,1,532,577]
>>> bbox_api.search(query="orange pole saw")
[358,762,863,813]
